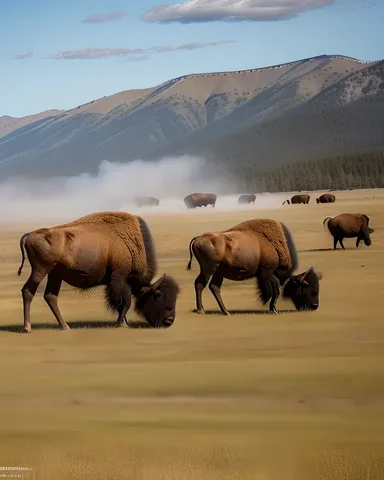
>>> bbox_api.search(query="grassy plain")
[0,188,384,479]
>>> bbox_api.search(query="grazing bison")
[238,194,256,205]
[292,194,310,204]
[184,193,217,209]
[323,213,374,249]
[186,218,322,315]
[17,211,179,333]
[135,196,160,207]
[316,194,336,204]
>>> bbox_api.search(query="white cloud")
[82,11,128,23]
[48,41,234,60]
[12,51,33,60]
[141,0,336,23]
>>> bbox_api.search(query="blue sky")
[1,0,383,117]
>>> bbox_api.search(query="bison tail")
[323,217,333,230]
[17,232,31,276]
[280,222,298,273]
[187,236,198,270]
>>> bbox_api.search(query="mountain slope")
[0,54,381,178]
[189,60,384,173]
[0,110,63,138]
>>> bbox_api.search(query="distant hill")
[0,54,382,179]
[0,110,64,138]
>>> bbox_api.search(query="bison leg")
[356,236,361,248]
[209,274,230,316]
[339,238,346,250]
[194,272,211,314]
[116,284,132,327]
[21,268,49,333]
[257,272,280,314]
[44,271,70,331]
[333,237,339,250]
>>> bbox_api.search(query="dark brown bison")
[184,193,217,209]
[316,194,336,204]
[135,196,160,207]
[17,211,179,333]
[238,194,256,205]
[186,218,322,315]
[290,194,310,204]
[323,213,374,249]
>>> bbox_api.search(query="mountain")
[0,110,64,138]
[0,54,382,179]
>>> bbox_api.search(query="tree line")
[219,148,384,193]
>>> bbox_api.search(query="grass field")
[0,189,384,479]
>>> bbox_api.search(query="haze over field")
[0,156,283,223]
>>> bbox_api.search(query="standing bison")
[283,194,310,205]
[135,196,160,207]
[17,211,179,333]
[238,194,256,205]
[187,218,322,315]
[184,193,217,209]
[323,213,374,249]
[316,194,336,204]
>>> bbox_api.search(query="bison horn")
[151,273,166,291]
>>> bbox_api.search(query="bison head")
[283,266,323,311]
[135,274,180,328]
[316,198,320,203]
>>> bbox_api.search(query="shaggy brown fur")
[186,218,321,315]
[323,213,374,249]
[17,211,179,333]
[226,219,292,271]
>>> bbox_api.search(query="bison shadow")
[0,319,151,334]
[300,248,353,252]
[193,309,296,315]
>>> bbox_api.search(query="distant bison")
[287,194,310,205]
[135,196,160,207]
[187,218,322,315]
[316,194,336,204]
[323,213,374,249]
[17,211,179,333]
[238,194,256,205]
[184,193,217,209]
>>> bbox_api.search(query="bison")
[135,196,160,207]
[17,211,180,333]
[323,213,374,250]
[184,193,217,209]
[238,194,256,205]
[316,194,336,204]
[283,194,311,205]
[186,218,322,315]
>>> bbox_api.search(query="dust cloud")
[0,156,285,224]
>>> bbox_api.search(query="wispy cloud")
[118,55,152,63]
[82,11,128,23]
[12,51,33,60]
[141,0,337,24]
[48,41,234,60]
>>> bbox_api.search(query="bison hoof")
[61,325,71,331]
[23,327,32,334]
[223,311,231,316]
[195,309,206,315]
[269,309,278,315]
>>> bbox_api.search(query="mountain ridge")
[0,54,382,179]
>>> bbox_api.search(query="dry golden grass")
[0,188,383,479]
